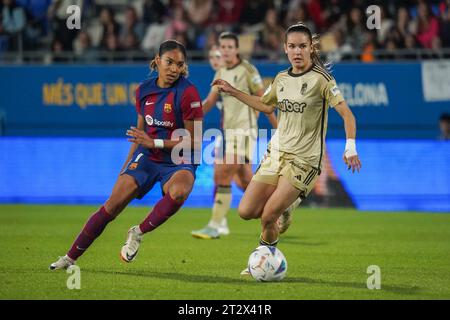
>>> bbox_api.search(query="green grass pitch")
[0,204,449,300]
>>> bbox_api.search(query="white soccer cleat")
[240,267,251,276]
[49,255,75,271]
[120,226,143,263]
[277,197,301,234]
[218,218,230,236]
[191,226,220,239]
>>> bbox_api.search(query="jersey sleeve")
[181,85,203,120]
[322,78,344,108]
[260,75,278,106]
[246,65,264,94]
[134,85,141,114]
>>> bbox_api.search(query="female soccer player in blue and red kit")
[50,40,203,269]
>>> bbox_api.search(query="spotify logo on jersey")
[145,115,174,128]
[145,115,154,125]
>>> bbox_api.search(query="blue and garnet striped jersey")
[134,76,203,164]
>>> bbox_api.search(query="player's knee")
[104,198,124,218]
[168,185,192,202]
[215,165,236,183]
[261,204,281,226]
[238,203,258,220]
[214,172,232,185]
[261,212,278,229]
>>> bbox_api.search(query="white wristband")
[344,138,357,158]
[154,139,164,149]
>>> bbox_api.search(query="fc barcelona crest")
[164,103,172,113]
[129,163,138,170]
[301,83,308,95]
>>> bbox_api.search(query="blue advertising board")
[0,137,448,212]
[0,62,449,138]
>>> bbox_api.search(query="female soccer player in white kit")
[212,23,362,274]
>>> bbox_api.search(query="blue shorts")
[121,150,197,200]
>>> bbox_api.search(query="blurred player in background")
[438,112,450,140]
[208,45,277,214]
[212,23,361,274]
[191,32,278,240]
[208,45,223,71]
[50,40,203,270]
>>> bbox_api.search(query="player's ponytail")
[149,58,157,72]
[285,22,331,72]
[149,39,189,77]
[310,33,330,71]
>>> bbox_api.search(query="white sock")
[208,221,221,229]
[64,255,75,263]
[136,225,144,235]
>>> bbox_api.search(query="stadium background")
[1,0,450,303]
[0,0,449,213]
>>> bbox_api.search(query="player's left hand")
[126,126,154,148]
[343,154,362,173]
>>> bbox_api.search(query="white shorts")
[214,128,257,164]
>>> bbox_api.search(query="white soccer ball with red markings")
[247,245,287,282]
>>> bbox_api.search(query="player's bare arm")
[334,101,362,173]
[211,79,275,114]
[120,114,145,173]
[254,88,277,128]
[265,110,278,128]
[202,89,219,114]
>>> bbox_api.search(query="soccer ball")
[247,245,287,282]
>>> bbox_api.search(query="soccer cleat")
[277,198,301,234]
[277,211,292,235]
[120,226,143,263]
[191,226,220,239]
[49,255,75,271]
[217,218,230,236]
[240,267,251,276]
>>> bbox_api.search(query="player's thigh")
[214,162,240,185]
[162,169,195,202]
[260,176,301,226]
[105,174,140,217]
[238,180,276,220]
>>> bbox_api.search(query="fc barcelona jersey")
[135,76,203,164]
